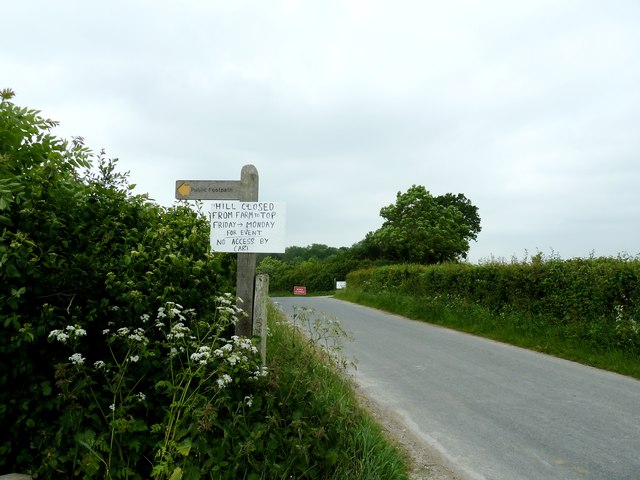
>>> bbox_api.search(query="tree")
[434,192,481,242]
[258,245,357,292]
[273,243,340,264]
[368,185,481,264]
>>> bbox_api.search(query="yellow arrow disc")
[177,182,191,197]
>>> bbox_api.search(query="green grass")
[266,302,411,480]
[335,289,640,380]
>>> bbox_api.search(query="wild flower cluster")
[614,303,640,351]
[48,324,87,344]
[47,296,269,480]
[280,304,355,372]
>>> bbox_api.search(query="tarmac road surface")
[273,296,640,480]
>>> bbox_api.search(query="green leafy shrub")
[0,90,234,475]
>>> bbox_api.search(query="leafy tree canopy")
[366,185,481,264]
[263,243,344,265]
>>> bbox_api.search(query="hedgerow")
[0,89,240,477]
[346,255,640,353]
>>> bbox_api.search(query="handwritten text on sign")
[209,201,286,253]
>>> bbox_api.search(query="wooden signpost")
[175,165,260,338]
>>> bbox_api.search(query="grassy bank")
[335,289,640,380]
[266,301,411,479]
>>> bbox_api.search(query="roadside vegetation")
[258,185,482,294]
[0,90,410,479]
[337,256,640,380]
[266,303,410,480]
[257,153,639,382]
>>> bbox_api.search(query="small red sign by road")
[293,286,307,296]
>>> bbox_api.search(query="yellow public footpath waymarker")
[175,180,241,200]
[176,182,191,197]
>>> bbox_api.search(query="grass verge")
[335,289,640,380]
[266,301,411,480]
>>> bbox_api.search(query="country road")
[273,296,640,480]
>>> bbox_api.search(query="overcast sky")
[3,0,640,262]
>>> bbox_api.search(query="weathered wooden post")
[253,273,269,365]
[235,165,259,337]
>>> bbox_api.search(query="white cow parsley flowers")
[69,353,85,365]
[47,297,270,441]
[190,346,212,365]
[48,324,87,344]
[216,374,233,388]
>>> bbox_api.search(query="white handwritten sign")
[209,201,286,253]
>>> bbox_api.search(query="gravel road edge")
[353,383,464,480]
